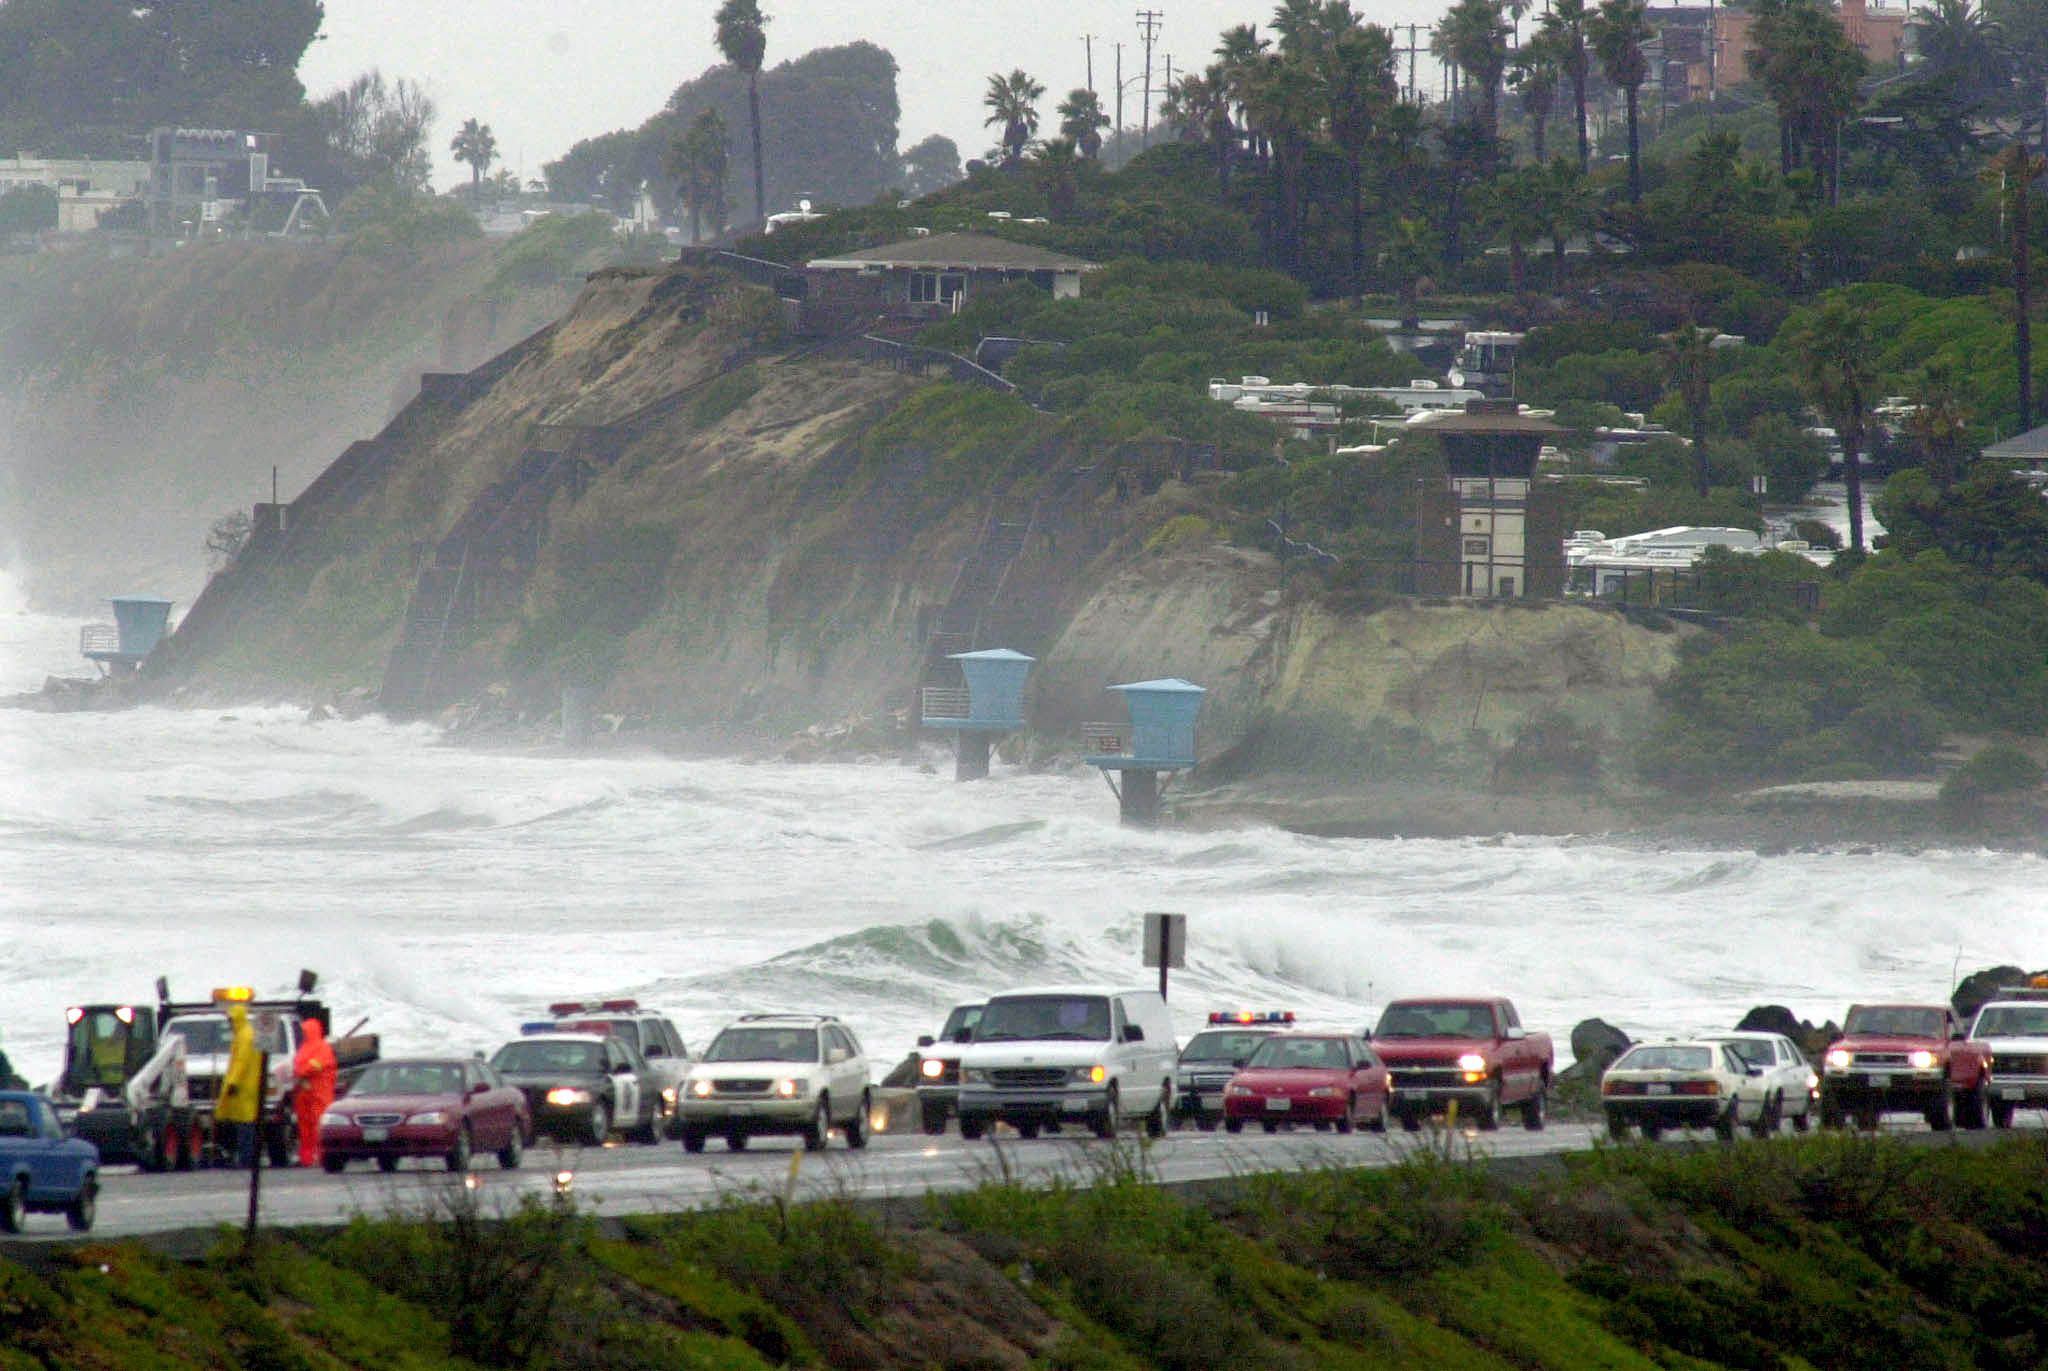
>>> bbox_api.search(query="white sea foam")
[3,628,2045,1088]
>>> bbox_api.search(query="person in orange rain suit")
[292,1018,338,1168]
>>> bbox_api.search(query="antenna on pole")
[1136,9,1164,142]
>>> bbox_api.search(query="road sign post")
[1142,912,1186,1000]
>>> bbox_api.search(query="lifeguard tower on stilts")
[1083,678,1205,827]
[79,596,174,676]
[919,648,1035,780]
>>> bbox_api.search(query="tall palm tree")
[713,0,769,226]
[1433,0,1512,154]
[1033,137,1083,219]
[1911,0,2008,101]
[1162,67,1238,197]
[1056,88,1110,159]
[983,69,1046,171]
[1906,359,1973,490]
[1215,24,1272,165]
[1384,216,1438,331]
[449,118,497,204]
[1986,143,2042,433]
[1539,0,1593,174]
[1666,324,1716,496]
[1511,30,1563,165]
[1243,53,1322,273]
[1328,24,1398,303]
[1589,0,1652,202]
[1272,0,1328,58]
[1540,157,1592,287]
[1747,0,1864,203]
[1490,167,1553,293]
[1788,298,1881,552]
[666,107,729,242]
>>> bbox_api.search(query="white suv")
[675,1015,871,1153]
[1968,996,2048,1127]
[954,986,1179,1140]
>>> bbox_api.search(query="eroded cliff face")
[163,264,1691,804]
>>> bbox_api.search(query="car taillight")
[1675,1080,1720,1096]
[1603,1080,1644,1096]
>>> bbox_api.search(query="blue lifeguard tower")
[921,648,1034,780]
[1083,678,1205,826]
[79,596,174,675]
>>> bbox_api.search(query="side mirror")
[917,1035,935,1048]
[1504,1026,1527,1041]
[468,1082,488,1096]
[1746,1065,1764,1077]
[1123,1024,1145,1043]
[1232,1057,1247,1069]
[613,1062,633,1075]
[953,1028,974,1044]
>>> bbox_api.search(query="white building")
[1566,525,1831,595]
[1209,376,1485,438]
[0,154,150,232]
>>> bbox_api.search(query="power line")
[1136,9,1163,141]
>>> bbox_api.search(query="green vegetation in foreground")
[7,1135,2048,1369]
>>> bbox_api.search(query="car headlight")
[920,1057,946,1079]
[1908,1049,1937,1070]
[1069,1065,1108,1084]
[318,1111,345,1128]
[545,1087,591,1107]
[1825,1049,1852,1071]
[1456,1053,1488,1073]
[962,1068,989,1085]
[406,1110,449,1126]
[1307,1086,1341,1098]
[661,1086,677,1106]
[1226,1084,1256,1098]
[690,1079,714,1098]
[774,1078,806,1098]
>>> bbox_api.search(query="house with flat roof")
[805,231,1098,315]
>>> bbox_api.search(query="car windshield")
[351,1063,463,1096]
[165,1017,232,1054]
[492,1041,603,1074]
[1972,1006,2048,1037]
[976,996,1112,1043]
[704,1028,818,1063]
[66,1010,140,1090]
[1844,1007,1945,1038]
[1248,1038,1350,1070]
[939,1005,984,1042]
[1615,1046,1714,1072]
[0,1100,32,1137]
[1374,1003,1496,1038]
[1180,1030,1269,1064]
[1715,1039,1776,1067]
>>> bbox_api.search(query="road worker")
[216,1003,263,1168]
[292,1018,337,1167]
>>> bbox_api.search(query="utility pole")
[1115,42,1125,139]
[1400,23,1422,102]
[1083,34,1096,94]
[1137,9,1163,141]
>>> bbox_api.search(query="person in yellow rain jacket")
[292,1019,337,1168]
[216,1003,263,1168]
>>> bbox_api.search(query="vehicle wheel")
[1521,1087,1547,1132]
[1791,1101,1813,1133]
[1144,1089,1168,1139]
[268,1114,297,1169]
[64,1180,95,1233]
[1224,1117,1244,1134]
[920,1101,948,1136]
[136,1123,163,1173]
[958,1116,986,1141]
[178,1123,202,1171]
[1713,1105,1737,1143]
[1312,1121,1331,1132]
[1640,1121,1664,1142]
[1089,1086,1120,1140]
[1956,1080,1988,1131]
[1749,1093,1778,1140]
[1606,1113,1629,1141]
[803,1098,831,1152]
[321,1155,348,1174]
[0,1179,22,1234]
[1474,1083,1502,1132]
[1261,1120,1280,1134]
[498,1125,524,1170]
[1016,1121,1041,1140]
[681,1128,706,1154]
[377,1156,399,1173]
[1335,1095,1357,1135]
[1925,1087,1955,1133]
[846,1092,871,1150]
[446,1125,473,1173]
[1368,1097,1389,1133]
[725,1132,748,1152]
[585,1103,609,1148]
[1398,1110,1422,1133]
[1992,1099,2017,1129]
[1819,1096,1846,1130]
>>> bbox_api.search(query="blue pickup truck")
[0,1091,99,1233]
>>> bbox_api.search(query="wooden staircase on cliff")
[912,500,1039,724]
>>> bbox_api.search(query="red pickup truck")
[1819,1003,1992,1131]
[1370,997,1553,1131]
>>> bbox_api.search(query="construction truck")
[55,971,376,1169]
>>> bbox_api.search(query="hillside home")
[1413,400,1569,599]
[805,231,1098,316]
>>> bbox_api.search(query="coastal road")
[25,1119,1606,1243]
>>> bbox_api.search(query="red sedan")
[319,1058,531,1173]
[1223,1032,1391,1134]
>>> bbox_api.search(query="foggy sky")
[301,0,1454,197]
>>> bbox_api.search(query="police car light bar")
[1209,1011,1296,1025]
[547,999,641,1016]
[520,1021,557,1035]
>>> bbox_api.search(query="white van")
[953,986,1179,1140]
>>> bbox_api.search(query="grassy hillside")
[5,1135,2047,1368]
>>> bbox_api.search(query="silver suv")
[675,1015,872,1153]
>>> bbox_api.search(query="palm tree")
[1033,137,1083,218]
[1433,0,1512,154]
[1539,157,1592,288]
[1243,53,1322,273]
[713,0,769,226]
[1539,0,1593,174]
[1906,360,1973,490]
[1328,25,1398,303]
[983,70,1046,171]
[666,107,729,242]
[1788,298,1881,552]
[1490,167,1553,292]
[449,118,497,204]
[1911,0,2009,101]
[1057,88,1110,159]
[1511,30,1563,165]
[1666,324,1716,496]
[1986,143,2042,432]
[1216,24,1272,165]
[1747,0,1864,203]
[1162,67,1238,196]
[1589,0,1652,202]
[1384,216,1438,331]
[1272,0,1328,58]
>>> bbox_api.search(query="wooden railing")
[920,687,972,720]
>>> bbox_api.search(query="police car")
[1173,1011,1296,1130]
[544,1000,692,1124]
[490,1032,663,1144]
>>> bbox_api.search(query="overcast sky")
[301,0,1454,195]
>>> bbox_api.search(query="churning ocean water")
[2,565,2043,1088]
